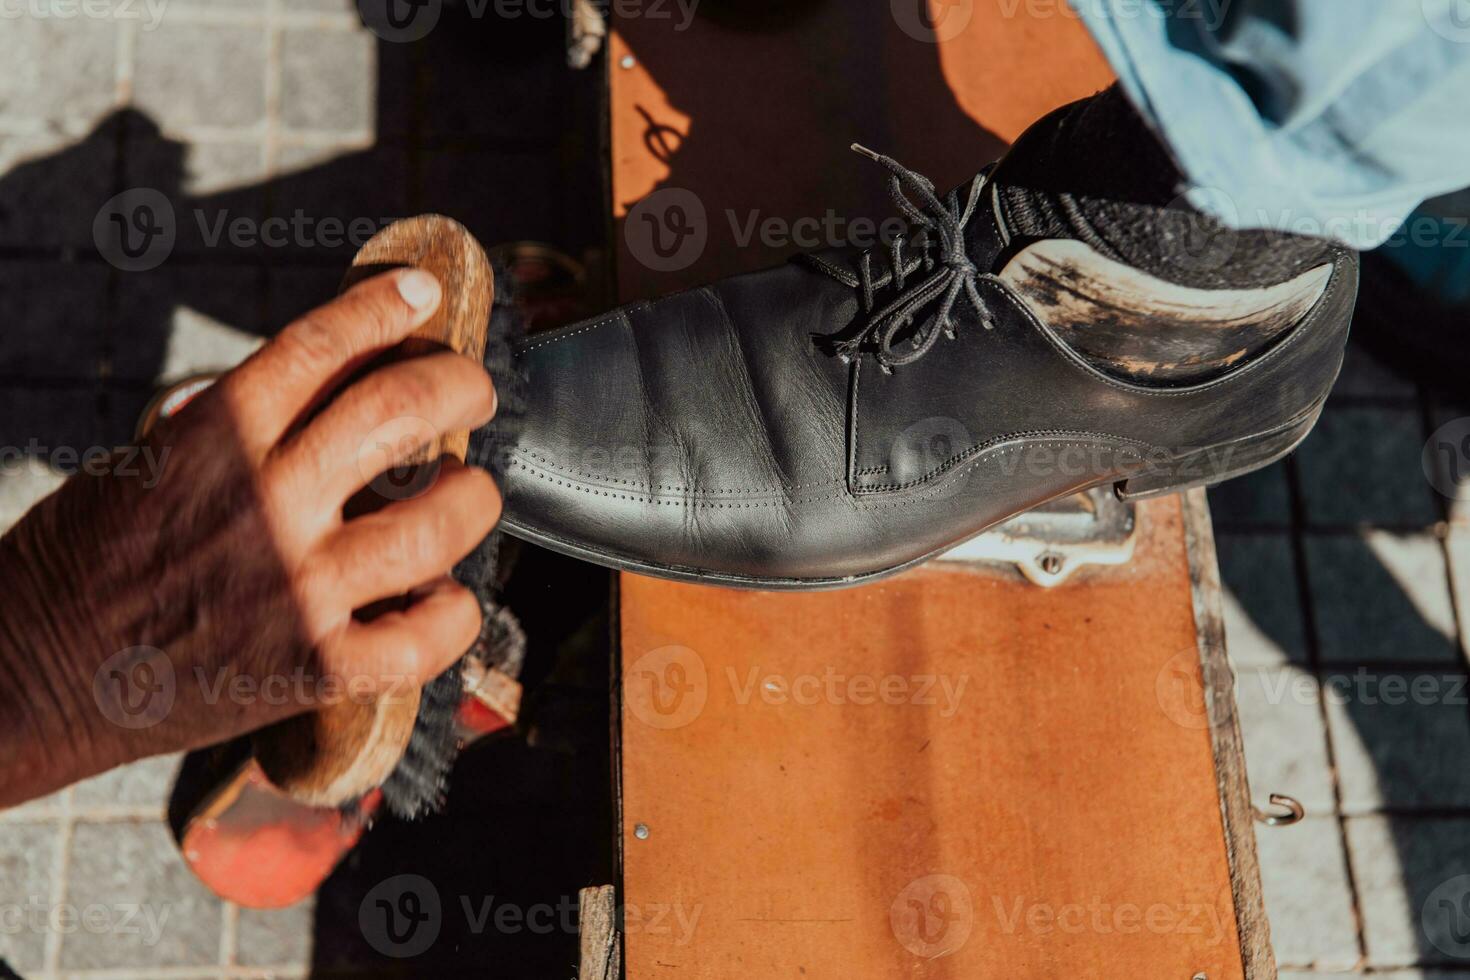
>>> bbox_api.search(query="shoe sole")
[500,399,1325,592]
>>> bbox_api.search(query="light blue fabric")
[1072,0,1470,249]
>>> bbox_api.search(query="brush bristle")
[381,659,464,819]
[379,261,528,821]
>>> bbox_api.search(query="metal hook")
[1253,793,1304,827]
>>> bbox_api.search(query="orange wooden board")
[610,3,1259,977]
[610,2,1113,300]
[619,497,1246,978]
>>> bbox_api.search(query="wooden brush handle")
[254,215,494,807]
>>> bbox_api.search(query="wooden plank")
[619,497,1250,978]
[608,3,1268,977]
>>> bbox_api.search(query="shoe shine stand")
[596,5,1277,978]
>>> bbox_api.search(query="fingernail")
[397,269,440,310]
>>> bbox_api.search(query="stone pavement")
[0,1,1468,976]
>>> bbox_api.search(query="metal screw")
[634,823,650,840]
[1038,552,1064,576]
[620,54,636,70]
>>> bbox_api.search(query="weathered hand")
[0,268,500,806]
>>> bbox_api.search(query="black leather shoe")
[497,143,1358,589]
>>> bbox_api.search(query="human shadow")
[0,0,612,975]
[1211,346,1470,970]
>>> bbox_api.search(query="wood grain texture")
[619,498,1249,978]
[1185,487,1277,979]
[255,214,493,807]
[611,4,1267,976]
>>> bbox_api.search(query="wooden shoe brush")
[253,214,495,819]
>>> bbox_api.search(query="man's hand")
[0,269,500,806]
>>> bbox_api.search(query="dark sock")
[992,85,1339,384]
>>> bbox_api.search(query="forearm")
[0,491,112,805]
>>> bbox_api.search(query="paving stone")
[1450,530,1470,657]
[1218,533,1310,667]
[72,753,183,812]
[271,143,409,260]
[126,137,269,258]
[168,0,270,12]
[111,265,267,383]
[0,455,69,533]
[133,23,268,134]
[280,27,376,135]
[0,787,69,824]
[1333,340,1419,402]
[1208,460,1293,526]
[0,18,117,127]
[1281,973,1470,979]
[285,0,352,11]
[1255,815,1359,970]
[0,262,108,379]
[1236,668,1336,814]
[1297,407,1440,528]
[1324,670,1470,813]
[236,897,315,968]
[1347,816,1470,968]
[0,130,118,250]
[60,821,222,969]
[1306,532,1459,664]
[1426,408,1470,527]
[0,386,101,525]
[0,822,59,973]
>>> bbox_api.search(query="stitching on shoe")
[855,432,1160,492]
[511,458,849,507]
[512,449,845,493]
[513,311,626,356]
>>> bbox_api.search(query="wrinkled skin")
[0,269,500,806]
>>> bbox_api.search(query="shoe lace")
[804,145,993,374]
